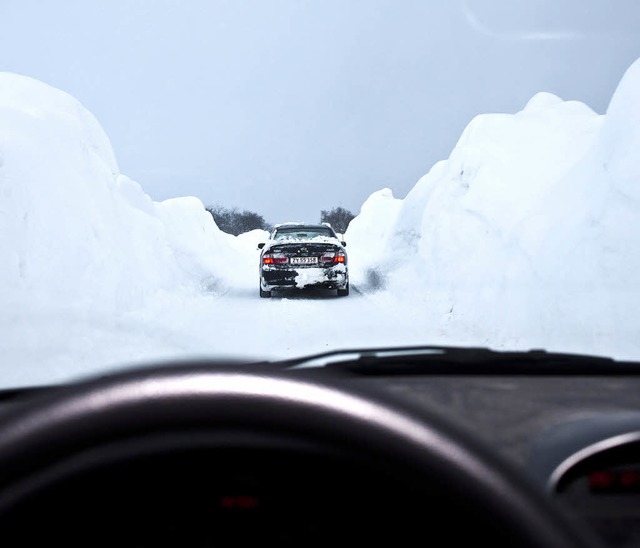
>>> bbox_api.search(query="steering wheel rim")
[0,363,600,547]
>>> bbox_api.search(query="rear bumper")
[261,265,348,290]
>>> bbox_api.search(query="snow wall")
[0,73,254,313]
[346,57,640,358]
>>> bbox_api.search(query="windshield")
[1,0,640,388]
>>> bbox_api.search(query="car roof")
[274,223,333,230]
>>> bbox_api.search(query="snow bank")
[344,188,402,287]
[230,228,270,287]
[0,72,247,382]
[352,59,640,358]
[0,73,244,309]
[514,58,640,356]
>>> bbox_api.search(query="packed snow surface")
[2,57,640,387]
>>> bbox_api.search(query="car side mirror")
[257,243,265,249]
[341,241,347,247]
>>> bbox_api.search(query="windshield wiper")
[272,345,640,375]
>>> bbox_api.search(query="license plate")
[290,257,318,265]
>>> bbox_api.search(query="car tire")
[337,283,349,297]
[260,287,272,298]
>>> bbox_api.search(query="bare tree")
[206,205,270,236]
[320,206,355,234]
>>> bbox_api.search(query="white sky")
[2,0,640,223]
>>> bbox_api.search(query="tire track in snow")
[196,281,435,360]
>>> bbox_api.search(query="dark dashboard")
[0,355,638,547]
[375,374,640,547]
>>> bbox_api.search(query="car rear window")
[274,227,334,240]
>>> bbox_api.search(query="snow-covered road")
[1,278,444,389]
[152,283,438,363]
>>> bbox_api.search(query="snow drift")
[0,73,247,311]
[344,188,402,288]
[347,58,640,358]
[0,72,253,382]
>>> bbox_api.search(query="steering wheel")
[0,363,601,547]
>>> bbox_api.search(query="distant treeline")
[206,205,355,236]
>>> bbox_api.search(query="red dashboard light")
[219,495,260,510]
[620,470,640,487]
[588,470,615,489]
[588,468,640,493]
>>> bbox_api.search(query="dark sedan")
[258,223,349,298]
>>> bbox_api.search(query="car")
[257,223,349,298]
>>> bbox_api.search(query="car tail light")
[320,252,335,263]
[321,251,346,264]
[263,253,288,265]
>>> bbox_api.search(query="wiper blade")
[273,345,640,375]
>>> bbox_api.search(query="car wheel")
[337,283,349,297]
[260,287,272,298]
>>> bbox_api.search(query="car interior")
[0,349,637,547]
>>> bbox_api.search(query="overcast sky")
[2,0,640,224]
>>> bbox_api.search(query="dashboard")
[370,373,640,548]
[0,363,638,547]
